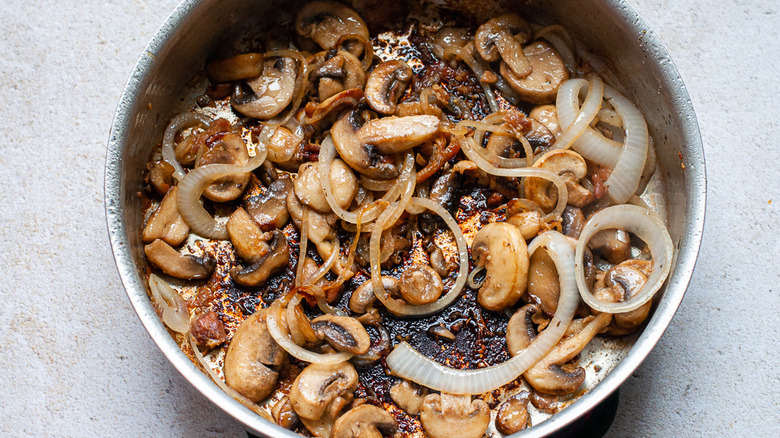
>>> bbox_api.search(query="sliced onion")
[264,49,309,127]
[295,207,310,287]
[359,175,394,192]
[575,204,673,313]
[177,150,266,240]
[319,136,414,225]
[535,25,576,74]
[602,86,649,204]
[307,237,340,286]
[370,197,468,317]
[553,75,604,151]
[458,43,501,113]
[556,78,622,167]
[386,231,579,394]
[187,334,270,419]
[459,135,568,221]
[148,274,190,334]
[266,304,352,364]
[162,112,212,181]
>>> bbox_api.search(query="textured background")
[0,0,778,436]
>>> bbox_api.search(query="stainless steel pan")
[105,0,706,435]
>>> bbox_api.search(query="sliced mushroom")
[399,263,444,305]
[331,111,402,179]
[224,307,286,402]
[332,404,397,438]
[295,1,369,58]
[351,323,390,366]
[206,53,264,83]
[432,27,470,66]
[232,55,297,119]
[357,115,441,154]
[471,222,528,311]
[147,160,175,196]
[190,311,227,349]
[289,362,359,421]
[501,40,569,104]
[389,380,428,415]
[529,104,562,138]
[475,14,533,77]
[144,239,215,280]
[420,393,490,438]
[226,207,271,263]
[561,205,585,238]
[305,88,364,130]
[245,176,293,231]
[294,160,358,213]
[525,149,593,212]
[507,210,543,241]
[589,228,631,264]
[143,186,190,246]
[365,60,413,114]
[526,248,560,316]
[311,315,371,355]
[230,229,290,286]
[506,304,543,354]
[529,391,558,414]
[287,189,339,249]
[496,391,530,435]
[429,169,459,210]
[271,396,299,429]
[195,132,251,202]
[524,313,612,395]
[349,276,398,313]
[526,119,556,151]
[309,50,366,101]
[594,260,652,334]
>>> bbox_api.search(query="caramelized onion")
[575,205,673,313]
[162,112,212,181]
[295,207,310,288]
[148,274,190,334]
[386,231,579,393]
[177,151,267,240]
[369,197,468,317]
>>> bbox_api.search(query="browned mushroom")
[389,380,428,415]
[144,239,215,280]
[142,186,190,246]
[330,110,402,179]
[506,304,544,355]
[589,228,632,264]
[349,276,398,314]
[525,149,594,211]
[365,60,413,114]
[309,50,366,101]
[294,160,358,213]
[501,40,569,104]
[266,126,307,171]
[230,230,289,286]
[495,391,530,435]
[226,207,271,263]
[206,53,264,83]
[357,115,441,154]
[398,263,444,305]
[561,205,585,238]
[295,1,369,58]
[311,315,371,355]
[271,396,299,429]
[471,222,528,311]
[224,307,286,402]
[147,160,175,196]
[289,362,358,421]
[475,14,533,77]
[245,176,293,231]
[195,132,251,202]
[232,55,298,119]
[332,404,397,438]
[530,104,562,138]
[420,393,490,438]
[594,260,653,334]
[507,210,543,240]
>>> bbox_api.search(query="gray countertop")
[0,0,777,436]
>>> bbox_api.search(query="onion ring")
[266,304,352,364]
[162,112,212,181]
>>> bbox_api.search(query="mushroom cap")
[475,14,532,76]
[506,304,543,355]
[357,115,441,154]
[495,392,530,435]
[365,60,413,114]
[398,263,444,305]
[471,222,528,311]
[420,393,490,438]
[230,229,290,286]
[226,207,271,263]
[266,126,305,170]
[530,104,562,138]
[389,380,427,415]
[349,276,398,314]
[196,132,251,202]
[501,40,569,104]
[332,404,397,438]
[223,307,286,402]
[289,362,359,421]
[206,52,264,83]
[331,111,402,179]
[294,160,358,213]
[596,260,652,333]
[271,396,298,429]
[525,149,590,212]
[589,228,632,264]
[309,50,366,101]
[245,175,293,231]
[232,56,297,119]
[144,239,215,280]
[311,315,371,355]
[295,1,369,53]
[142,186,190,246]
[507,210,543,241]
[526,248,560,316]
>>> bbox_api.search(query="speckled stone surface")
[0,0,777,437]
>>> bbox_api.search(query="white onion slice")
[177,149,266,240]
[370,197,468,317]
[295,207,310,288]
[535,25,577,74]
[162,112,212,181]
[602,86,649,204]
[556,78,622,167]
[459,135,568,221]
[266,304,352,364]
[319,135,414,225]
[552,75,603,151]
[148,274,190,333]
[575,205,673,313]
[386,231,579,394]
